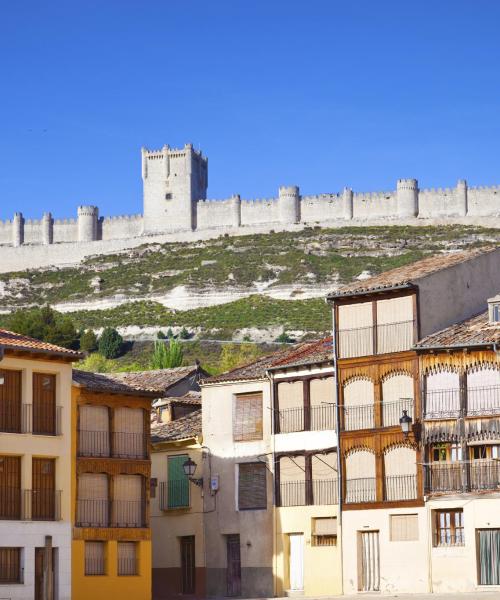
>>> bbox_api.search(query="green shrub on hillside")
[98,327,123,359]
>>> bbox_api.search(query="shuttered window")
[77,473,109,527]
[167,455,190,509]
[238,462,267,510]
[85,541,106,576]
[390,514,419,541]
[113,475,143,527]
[79,405,110,457]
[233,393,263,442]
[0,456,21,519]
[117,542,138,576]
[312,517,337,546]
[113,408,145,458]
[33,373,56,435]
[0,370,22,433]
[0,548,22,583]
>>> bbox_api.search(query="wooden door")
[32,458,56,520]
[35,547,55,600]
[0,370,22,433]
[289,534,304,591]
[479,529,500,585]
[360,531,380,592]
[0,455,21,519]
[180,536,195,594]
[226,534,241,597]
[33,374,56,435]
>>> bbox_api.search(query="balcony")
[424,460,500,494]
[0,404,62,435]
[0,488,61,521]
[76,499,147,527]
[338,320,415,359]
[159,480,190,510]
[277,479,337,507]
[345,477,377,503]
[384,474,417,501]
[275,405,336,434]
[424,385,500,420]
[78,430,147,459]
[341,398,413,431]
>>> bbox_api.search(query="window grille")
[0,547,22,583]
[85,542,105,576]
[117,542,138,576]
[312,517,337,546]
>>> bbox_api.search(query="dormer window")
[488,295,500,324]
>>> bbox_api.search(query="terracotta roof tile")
[154,391,202,408]
[106,365,204,394]
[73,369,159,397]
[328,247,498,298]
[0,328,82,359]
[151,410,201,443]
[415,311,500,349]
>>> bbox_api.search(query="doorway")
[226,534,241,597]
[32,458,56,520]
[180,536,195,594]
[359,530,380,591]
[288,533,304,592]
[478,529,500,585]
[35,547,56,600]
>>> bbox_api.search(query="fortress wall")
[467,187,500,216]
[101,214,143,240]
[352,191,397,219]
[0,220,12,245]
[197,199,238,229]
[53,219,78,243]
[301,194,345,222]
[23,220,43,244]
[418,188,462,217]
[241,198,279,225]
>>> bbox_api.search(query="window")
[432,443,462,462]
[312,517,337,546]
[434,509,464,546]
[117,542,138,576]
[150,477,158,499]
[390,514,418,541]
[470,445,500,460]
[77,473,109,527]
[233,393,263,442]
[33,373,57,435]
[0,548,22,583]
[238,462,267,510]
[167,455,190,509]
[85,541,105,576]
[492,304,500,323]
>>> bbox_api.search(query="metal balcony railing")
[467,385,500,416]
[338,320,415,359]
[424,460,500,494]
[275,404,336,434]
[0,404,62,435]
[341,398,413,431]
[384,474,417,501]
[77,430,147,459]
[277,479,337,507]
[424,385,500,419]
[0,488,61,521]
[345,477,377,503]
[423,388,461,419]
[76,499,147,528]
[159,480,190,510]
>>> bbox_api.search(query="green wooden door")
[168,455,189,508]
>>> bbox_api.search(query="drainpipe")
[267,370,278,598]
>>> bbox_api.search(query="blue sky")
[1,0,500,220]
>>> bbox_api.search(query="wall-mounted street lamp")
[399,409,412,438]
[183,457,203,488]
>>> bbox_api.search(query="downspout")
[327,298,344,594]
[267,370,278,598]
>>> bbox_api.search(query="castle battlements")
[1,143,500,255]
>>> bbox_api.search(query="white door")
[360,531,380,591]
[289,533,304,591]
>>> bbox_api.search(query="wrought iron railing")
[159,480,190,510]
[76,499,146,527]
[341,398,413,431]
[467,385,500,416]
[275,404,336,434]
[25,404,62,436]
[382,398,414,427]
[424,460,500,493]
[345,477,377,503]
[384,474,417,501]
[77,430,147,458]
[117,556,138,576]
[0,488,61,521]
[424,385,500,419]
[277,479,337,507]
[338,320,415,359]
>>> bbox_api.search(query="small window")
[85,541,106,576]
[471,445,487,460]
[117,542,138,576]
[432,443,461,462]
[0,548,22,583]
[312,517,337,546]
[150,477,158,499]
[165,193,173,200]
[167,455,190,509]
[233,393,263,442]
[434,509,464,546]
[390,514,418,541]
[493,304,500,323]
[238,462,267,510]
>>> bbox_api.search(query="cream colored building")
[0,329,81,600]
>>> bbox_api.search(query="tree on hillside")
[7,305,79,349]
[150,339,184,369]
[98,327,123,359]
[77,352,114,373]
[80,329,98,353]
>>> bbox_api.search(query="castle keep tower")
[397,178,419,218]
[142,144,208,234]
[278,186,300,224]
[78,205,98,242]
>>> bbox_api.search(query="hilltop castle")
[1,142,500,271]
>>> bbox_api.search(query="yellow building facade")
[71,370,156,600]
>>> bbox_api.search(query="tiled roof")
[151,409,201,443]
[73,369,159,397]
[106,365,202,394]
[154,391,202,408]
[0,328,82,360]
[415,311,500,349]
[203,338,333,384]
[327,247,498,298]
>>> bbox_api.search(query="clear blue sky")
[1,0,500,220]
